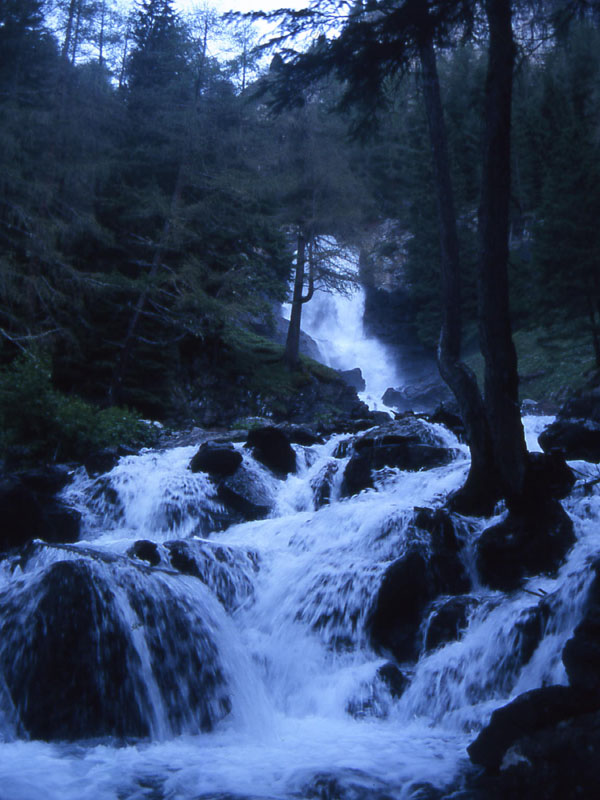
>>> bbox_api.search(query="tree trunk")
[61,0,78,62]
[479,0,528,509]
[418,36,499,514]
[284,230,308,370]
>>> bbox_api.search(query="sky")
[175,1,306,14]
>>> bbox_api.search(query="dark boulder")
[0,559,150,740]
[83,445,137,476]
[554,386,600,423]
[562,560,600,693]
[164,539,258,612]
[217,463,275,521]
[467,684,600,772]
[377,662,410,699]
[539,418,600,463]
[339,367,366,392]
[245,426,296,476]
[17,465,72,495]
[538,387,600,463]
[0,555,232,740]
[428,406,465,440]
[281,424,324,447]
[423,595,478,653]
[519,451,575,506]
[310,461,340,508]
[475,501,575,591]
[382,378,454,414]
[341,418,456,497]
[341,451,375,496]
[368,509,470,662]
[189,441,243,478]
[0,473,80,552]
[127,539,162,567]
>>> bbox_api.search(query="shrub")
[0,352,157,464]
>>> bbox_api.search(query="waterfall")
[0,289,597,798]
[282,243,402,411]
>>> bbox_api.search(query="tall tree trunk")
[479,0,528,508]
[61,0,78,61]
[284,230,308,370]
[284,229,316,370]
[418,36,499,514]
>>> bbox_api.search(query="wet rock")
[341,452,375,496]
[281,424,324,447]
[82,445,136,476]
[382,378,453,414]
[310,461,340,508]
[368,510,470,662]
[164,539,258,612]
[518,451,575,507]
[340,418,455,497]
[17,465,72,495]
[512,602,551,668]
[428,405,465,440]
[0,556,232,740]
[538,387,600,463]
[562,560,600,693]
[467,685,600,772]
[475,501,575,591]
[127,539,162,567]
[245,426,296,476]
[423,596,478,653]
[217,463,275,521]
[0,473,80,552]
[377,661,410,698]
[300,769,395,800]
[189,441,242,478]
[539,418,600,463]
[339,367,366,392]
[0,559,149,740]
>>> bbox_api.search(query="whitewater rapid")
[0,413,597,800]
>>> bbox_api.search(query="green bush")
[0,352,158,464]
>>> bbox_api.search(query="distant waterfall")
[283,244,402,411]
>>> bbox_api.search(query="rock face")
[463,560,600,799]
[562,559,600,692]
[164,539,258,613]
[423,595,478,653]
[339,367,366,392]
[0,553,232,741]
[0,468,80,552]
[467,684,600,772]
[189,441,243,478]
[368,508,471,662]
[246,426,297,476]
[475,500,575,591]
[216,462,276,521]
[341,417,456,497]
[538,387,600,462]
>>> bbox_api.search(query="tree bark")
[418,36,499,514]
[478,0,528,508]
[284,230,308,370]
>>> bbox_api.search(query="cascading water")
[282,243,402,411]
[0,325,598,796]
